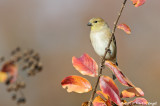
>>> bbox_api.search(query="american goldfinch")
[87,18,118,66]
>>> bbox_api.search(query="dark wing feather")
[112,34,118,66]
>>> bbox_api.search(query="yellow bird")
[87,18,118,66]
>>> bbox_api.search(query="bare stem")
[88,0,127,105]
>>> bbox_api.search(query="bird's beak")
[87,22,92,26]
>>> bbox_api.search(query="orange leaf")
[132,0,146,7]
[82,101,88,106]
[131,97,148,105]
[61,75,92,93]
[121,99,127,104]
[121,87,144,98]
[96,91,112,106]
[93,96,106,106]
[1,61,18,83]
[105,98,112,106]
[117,24,131,34]
[96,91,109,100]
[121,89,135,98]
[0,72,8,82]
[100,76,122,106]
[72,53,98,77]
[105,61,135,87]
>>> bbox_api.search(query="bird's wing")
[112,34,116,47]
[112,34,118,66]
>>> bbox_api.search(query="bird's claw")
[106,48,111,54]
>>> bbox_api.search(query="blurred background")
[0,0,159,106]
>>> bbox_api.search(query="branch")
[88,0,127,105]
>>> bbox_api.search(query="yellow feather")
[88,18,117,64]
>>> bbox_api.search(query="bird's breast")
[90,30,116,60]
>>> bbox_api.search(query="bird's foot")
[106,48,111,54]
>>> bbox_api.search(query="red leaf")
[100,76,122,106]
[1,61,18,83]
[121,87,144,98]
[131,97,148,105]
[0,72,8,82]
[105,61,135,87]
[72,53,98,77]
[61,75,92,93]
[132,0,146,7]
[93,96,106,106]
[117,24,131,34]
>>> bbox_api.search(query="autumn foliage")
[61,54,147,106]
[61,0,147,106]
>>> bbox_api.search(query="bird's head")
[87,18,106,31]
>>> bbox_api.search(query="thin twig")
[88,0,127,105]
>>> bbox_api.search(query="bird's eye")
[94,21,98,23]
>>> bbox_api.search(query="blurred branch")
[1,47,43,105]
[88,0,127,105]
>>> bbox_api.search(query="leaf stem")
[88,0,127,105]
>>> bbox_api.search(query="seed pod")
[28,61,34,67]
[11,50,16,55]
[24,57,30,62]
[13,84,19,91]
[15,47,21,52]
[16,56,22,62]
[34,63,43,71]
[33,54,40,62]
[7,87,13,92]
[27,70,35,76]
[23,51,28,57]
[17,97,26,104]
[17,81,26,89]
[28,50,34,55]
[12,94,17,100]
[22,65,29,70]
[7,84,15,92]
[5,77,13,85]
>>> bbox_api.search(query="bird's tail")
[116,61,118,66]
